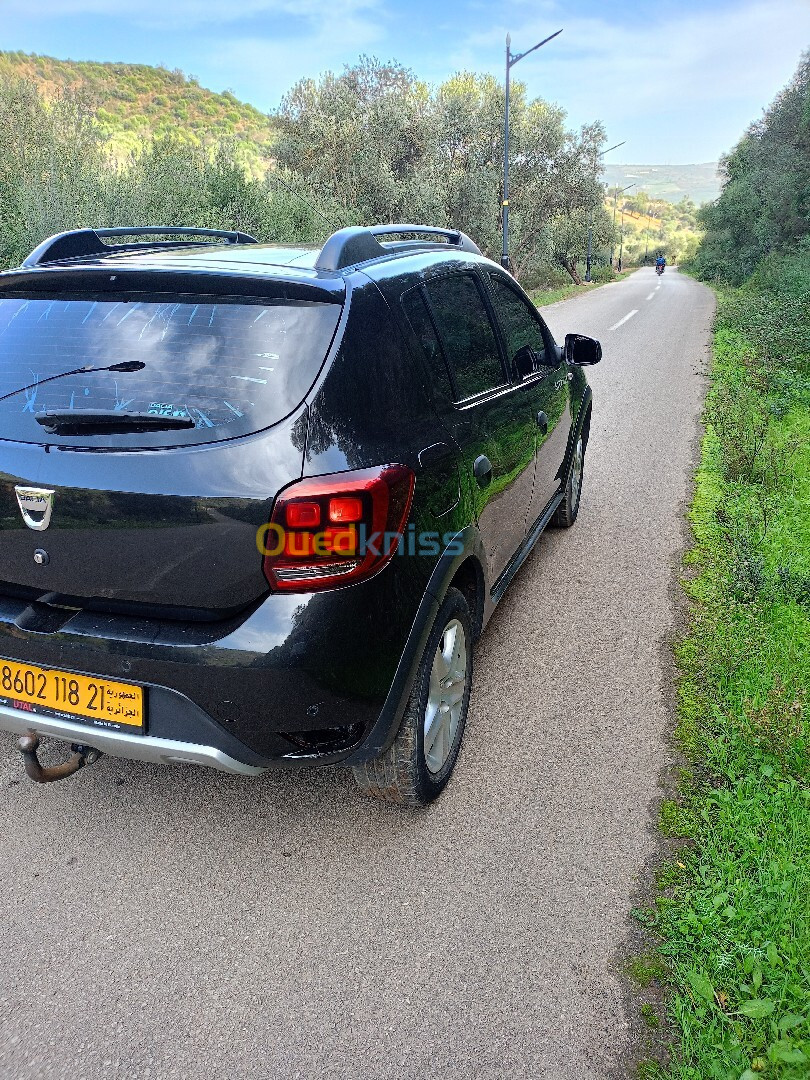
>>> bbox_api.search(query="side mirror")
[565,333,602,366]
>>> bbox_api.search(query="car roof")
[77,242,324,272]
[15,224,484,276]
[73,241,488,278]
[2,226,490,301]
[0,242,351,304]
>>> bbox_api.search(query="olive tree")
[276,59,610,282]
[0,78,105,267]
[2,58,614,286]
[275,56,435,225]
[0,76,334,269]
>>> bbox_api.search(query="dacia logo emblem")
[14,487,55,532]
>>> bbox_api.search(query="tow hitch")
[17,731,102,784]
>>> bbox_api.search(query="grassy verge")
[637,248,810,1079]
[529,267,635,307]
[530,280,602,306]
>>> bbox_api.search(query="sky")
[2,0,809,163]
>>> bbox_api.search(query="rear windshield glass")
[0,295,341,445]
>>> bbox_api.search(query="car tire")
[553,433,585,528]
[352,587,473,807]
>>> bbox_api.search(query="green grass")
[643,1004,662,1030]
[627,954,671,989]
[530,280,601,306]
[530,267,635,307]
[641,249,810,1080]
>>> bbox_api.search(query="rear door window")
[0,295,341,445]
[401,287,454,399]
[423,274,506,401]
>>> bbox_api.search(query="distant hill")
[0,51,277,175]
[602,162,721,205]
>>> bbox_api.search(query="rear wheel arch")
[447,556,485,642]
[352,585,473,805]
[342,529,487,768]
[580,401,592,449]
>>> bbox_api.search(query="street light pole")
[610,183,635,267]
[585,140,625,282]
[502,35,511,270]
[501,27,562,271]
[618,210,625,272]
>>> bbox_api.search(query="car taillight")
[260,464,415,593]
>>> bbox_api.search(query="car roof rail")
[315,224,482,271]
[22,227,259,268]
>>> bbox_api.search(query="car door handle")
[473,455,493,488]
[537,411,548,435]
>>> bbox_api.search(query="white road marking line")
[655,285,661,290]
[646,291,655,300]
[608,309,638,331]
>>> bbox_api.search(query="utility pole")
[502,27,562,271]
[644,207,654,263]
[618,210,625,272]
[585,140,625,282]
[610,183,635,267]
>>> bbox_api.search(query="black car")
[0,224,600,805]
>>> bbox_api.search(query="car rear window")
[0,294,342,445]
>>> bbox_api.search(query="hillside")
[602,161,721,205]
[0,51,277,174]
[607,190,702,264]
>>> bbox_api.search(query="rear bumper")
[0,702,266,775]
[0,560,433,771]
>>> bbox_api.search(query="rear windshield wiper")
[0,361,146,405]
[35,410,195,435]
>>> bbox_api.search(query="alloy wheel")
[570,437,583,509]
[423,618,468,774]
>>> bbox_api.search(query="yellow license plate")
[0,658,144,731]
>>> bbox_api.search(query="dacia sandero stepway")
[0,225,600,805]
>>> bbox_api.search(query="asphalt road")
[0,268,714,1080]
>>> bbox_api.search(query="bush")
[0,77,337,269]
[520,264,571,291]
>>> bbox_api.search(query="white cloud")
[4,0,806,160]
[198,6,388,106]
[2,0,379,27]
[448,0,810,159]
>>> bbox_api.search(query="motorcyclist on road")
[655,254,666,271]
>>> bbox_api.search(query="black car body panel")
[0,413,306,613]
[0,229,597,774]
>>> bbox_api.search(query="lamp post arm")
[510,28,563,67]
